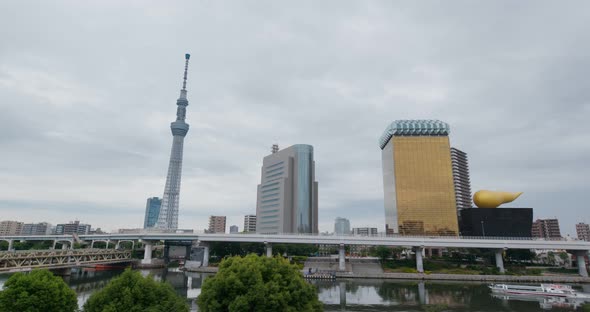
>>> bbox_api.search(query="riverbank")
[335,271,590,283]
[185,266,590,283]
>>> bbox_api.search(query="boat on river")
[489,283,590,298]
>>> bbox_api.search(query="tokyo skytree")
[155,53,191,230]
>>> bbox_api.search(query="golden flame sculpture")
[473,190,523,208]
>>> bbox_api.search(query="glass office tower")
[144,197,162,229]
[256,144,318,234]
[380,120,459,235]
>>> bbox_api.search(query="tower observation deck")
[155,54,191,230]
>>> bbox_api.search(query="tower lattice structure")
[156,54,191,230]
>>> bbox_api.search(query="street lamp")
[481,221,486,237]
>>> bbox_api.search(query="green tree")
[373,246,392,263]
[83,269,188,312]
[0,269,77,312]
[198,254,323,312]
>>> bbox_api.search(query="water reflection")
[2,269,590,312]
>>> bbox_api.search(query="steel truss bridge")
[0,248,132,273]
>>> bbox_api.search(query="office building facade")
[576,223,590,241]
[450,147,472,215]
[352,227,378,236]
[380,120,459,235]
[255,144,318,234]
[532,219,561,239]
[22,222,51,235]
[230,225,239,233]
[0,221,24,235]
[55,221,91,235]
[144,197,162,229]
[244,215,257,233]
[334,217,351,235]
[208,216,226,234]
[459,208,533,237]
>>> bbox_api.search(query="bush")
[198,254,323,312]
[83,269,188,312]
[0,270,77,312]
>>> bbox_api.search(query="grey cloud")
[0,1,589,234]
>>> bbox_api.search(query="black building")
[459,208,533,237]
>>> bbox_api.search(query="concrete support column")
[338,244,346,271]
[106,240,110,249]
[495,249,505,274]
[575,251,588,277]
[90,240,95,248]
[141,242,153,264]
[265,242,272,258]
[202,245,209,267]
[52,240,57,249]
[61,243,68,250]
[415,246,424,273]
[7,240,13,251]
[115,241,120,250]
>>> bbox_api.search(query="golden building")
[380,120,459,235]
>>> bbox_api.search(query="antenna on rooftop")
[272,144,279,154]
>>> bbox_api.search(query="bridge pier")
[141,241,154,264]
[338,244,345,271]
[7,240,13,251]
[202,244,209,267]
[572,251,589,277]
[414,246,424,273]
[265,242,272,258]
[90,240,95,248]
[495,249,505,274]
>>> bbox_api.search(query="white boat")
[489,283,590,298]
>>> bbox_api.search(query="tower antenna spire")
[182,53,190,91]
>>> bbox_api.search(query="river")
[2,269,590,311]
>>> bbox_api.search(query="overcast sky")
[0,1,588,235]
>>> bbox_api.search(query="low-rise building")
[208,216,226,234]
[22,222,51,235]
[532,219,561,239]
[0,221,24,235]
[55,221,91,235]
[576,223,590,241]
[352,227,378,236]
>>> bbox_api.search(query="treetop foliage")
[83,269,189,312]
[198,254,323,312]
[0,269,78,312]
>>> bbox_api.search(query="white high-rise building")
[156,54,192,230]
[334,217,351,235]
[255,144,318,234]
[244,215,257,233]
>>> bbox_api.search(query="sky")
[0,1,588,235]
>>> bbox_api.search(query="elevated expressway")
[1,233,589,276]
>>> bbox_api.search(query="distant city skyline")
[0,2,588,235]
